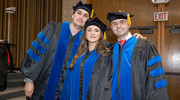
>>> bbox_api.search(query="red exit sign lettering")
[154,12,168,21]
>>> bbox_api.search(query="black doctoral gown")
[109,36,169,100]
[71,50,113,100]
[21,21,83,100]
[0,45,8,90]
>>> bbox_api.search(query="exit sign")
[154,12,168,21]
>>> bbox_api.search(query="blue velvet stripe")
[83,51,100,100]
[70,53,87,100]
[148,56,162,67]
[155,79,167,89]
[105,43,110,45]
[44,22,72,100]
[27,49,41,61]
[70,50,100,100]
[32,41,46,53]
[37,32,50,45]
[120,36,138,100]
[150,67,165,77]
[111,42,120,100]
[60,30,83,100]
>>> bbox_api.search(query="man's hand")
[25,82,34,97]
[133,33,147,39]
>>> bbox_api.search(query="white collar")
[118,32,132,41]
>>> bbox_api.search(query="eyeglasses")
[111,20,127,27]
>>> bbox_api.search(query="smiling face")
[72,9,89,28]
[110,19,130,39]
[85,25,102,44]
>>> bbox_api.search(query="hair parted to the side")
[69,30,111,70]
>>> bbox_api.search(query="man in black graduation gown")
[106,11,169,100]
[20,1,94,100]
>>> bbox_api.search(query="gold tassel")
[127,14,131,25]
[104,31,107,40]
[90,9,94,18]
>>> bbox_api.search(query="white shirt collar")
[118,32,132,41]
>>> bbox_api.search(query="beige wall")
[62,0,86,22]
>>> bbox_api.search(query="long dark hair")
[69,29,111,70]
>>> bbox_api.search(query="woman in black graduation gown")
[69,17,112,100]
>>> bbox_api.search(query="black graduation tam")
[73,1,93,18]
[84,17,107,33]
[107,11,134,23]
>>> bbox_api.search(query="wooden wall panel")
[164,28,180,72]
[163,1,180,73]
[166,75,180,100]
[91,0,157,27]
[166,1,180,25]
[0,0,62,68]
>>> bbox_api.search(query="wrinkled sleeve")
[20,22,56,82]
[145,40,169,100]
